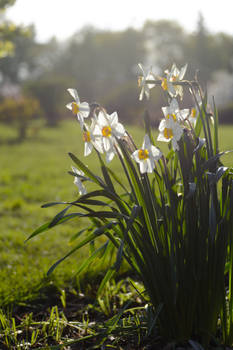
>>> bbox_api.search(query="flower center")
[138,149,149,160]
[171,75,178,82]
[166,113,177,122]
[72,102,79,115]
[102,126,112,137]
[83,131,91,142]
[138,76,143,87]
[161,78,168,91]
[191,108,197,118]
[164,128,173,139]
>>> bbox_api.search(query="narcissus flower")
[157,118,183,151]
[187,96,202,126]
[66,88,90,129]
[82,119,103,157]
[138,63,156,101]
[162,98,189,123]
[188,107,198,125]
[93,110,125,162]
[162,63,187,99]
[71,166,87,195]
[132,134,162,174]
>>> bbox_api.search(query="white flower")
[161,63,187,99]
[93,110,126,162]
[138,63,156,101]
[71,166,87,195]
[187,95,202,126]
[66,88,90,129]
[82,119,103,156]
[188,107,198,126]
[162,98,189,123]
[132,134,162,174]
[157,118,183,151]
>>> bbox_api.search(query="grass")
[0,118,233,348]
[0,119,146,308]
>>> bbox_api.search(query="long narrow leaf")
[47,230,103,275]
[69,152,105,187]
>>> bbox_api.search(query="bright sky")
[6,0,233,43]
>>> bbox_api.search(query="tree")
[0,96,41,140]
[143,20,186,71]
[0,0,17,57]
[50,26,146,104]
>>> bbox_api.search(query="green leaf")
[97,152,116,193]
[104,165,129,194]
[193,138,205,154]
[69,152,105,187]
[114,239,124,272]
[97,267,115,297]
[25,222,52,242]
[41,201,68,208]
[212,96,219,155]
[25,211,78,242]
[75,241,109,276]
[48,205,71,228]
[69,226,93,243]
[47,230,103,275]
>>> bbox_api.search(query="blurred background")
[1,0,233,136]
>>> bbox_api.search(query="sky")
[6,0,233,43]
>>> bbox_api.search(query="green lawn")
[0,119,233,308]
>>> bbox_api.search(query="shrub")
[24,75,72,126]
[0,96,42,140]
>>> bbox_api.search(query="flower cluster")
[67,63,201,193]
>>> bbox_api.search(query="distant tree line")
[1,5,233,129]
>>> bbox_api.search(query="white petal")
[167,82,176,96]
[84,142,93,156]
[113,123,125,138]
[158,119,166,132]
[67,88,80,103]
[162,106,169,118]
[157,132,170,143]
[92,124,102,137]
[97,111,108,126]
[103,136,113,152]
[140,161,147,174]
[144,86,150,100]
[79,110,90,120]
[151,145,162,160]
[146,72,156,89]
[131,150,140,163]
[173,126,183,141]
[80,102,90,113]
[179,109,189,121]
[138,63,145,76]
[171,64,179,77]
[143,134,151,150]
[106,150,115,163]
[179,64,188,80]
[172,138,179,151]
[147,159,154,173]
[66,102,73,110]
[109,111,118,126]
[170,98,179,111]
[71,166,83,176]
[139,86,145,101]
[93,138,104,153]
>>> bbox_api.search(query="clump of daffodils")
[66,63,202,193]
